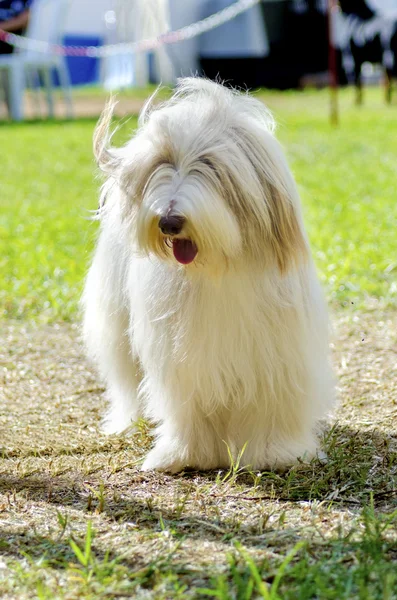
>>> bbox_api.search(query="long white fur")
[82,78,334,473]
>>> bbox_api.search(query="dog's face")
[94,79,308,275]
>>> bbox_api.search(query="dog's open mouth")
[172,239,198,265]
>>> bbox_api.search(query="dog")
[82,77,334,473]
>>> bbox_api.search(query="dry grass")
[1,308,397,598]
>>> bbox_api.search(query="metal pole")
[328,0,339,126]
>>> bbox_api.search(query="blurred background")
[2,0,397,120]
[42,0,337,91]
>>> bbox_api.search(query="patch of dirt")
[332,310,397,428]
[1,310,396,453]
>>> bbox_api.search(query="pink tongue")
[172,239,198,265]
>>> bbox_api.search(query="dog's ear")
[240,124,309,274]
[231,94,309,273]
[93,99,123,175]
[266,181,309,274]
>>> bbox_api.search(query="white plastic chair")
[0,0,73,121]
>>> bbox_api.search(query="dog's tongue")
[172,239,198,265]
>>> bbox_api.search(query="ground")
[1,86,397,598]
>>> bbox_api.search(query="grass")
[1,85,397,598]
[1,86,397,320]
[0,118,99,321]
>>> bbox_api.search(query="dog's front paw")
[141,441,185,473]
[101,407,137,436]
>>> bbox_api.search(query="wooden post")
[328,0,339,125]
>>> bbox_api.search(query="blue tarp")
[61,35,102,86]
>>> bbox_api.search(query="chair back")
[20,0,71,63]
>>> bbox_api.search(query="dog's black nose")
[158,214,185,236]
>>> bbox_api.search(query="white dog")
[82,78,334,473]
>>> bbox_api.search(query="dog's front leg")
[141,409,230,473]
[100,335,141,435]
[82,223,141,435]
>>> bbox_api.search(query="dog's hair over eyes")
[92,78,308,273]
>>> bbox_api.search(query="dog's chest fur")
[127,258,309,415]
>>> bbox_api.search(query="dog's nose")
[158,214,185,236]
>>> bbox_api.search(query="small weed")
[84,482,106,513]
[222,442,249,484]
[69,520,120,587]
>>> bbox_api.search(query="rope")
[0,0,261,57]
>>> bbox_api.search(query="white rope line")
[0,0,261,57]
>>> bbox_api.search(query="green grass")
[205,509,397,600]
[1,86,397,320]
[0,118,98,321]
[200,506,397,600]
